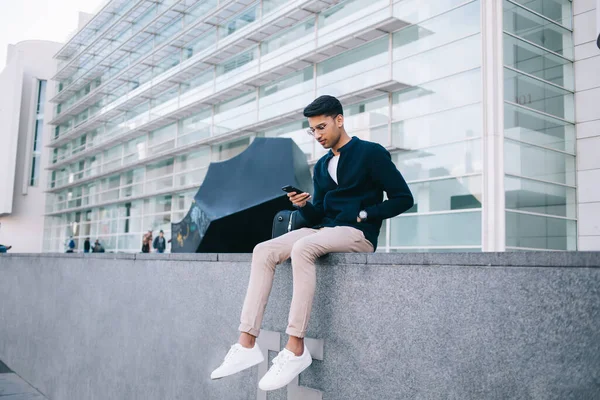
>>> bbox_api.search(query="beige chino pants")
[238,226,373,338]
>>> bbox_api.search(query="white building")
[3,0,600,253]
[0,40,62,252]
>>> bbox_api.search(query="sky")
[0,0,105,69]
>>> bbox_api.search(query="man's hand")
[287,192,311,208]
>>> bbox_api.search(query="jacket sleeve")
[153,237,158,248]
[298,165,326,225]
[364,144,414,220]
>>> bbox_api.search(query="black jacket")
[299,137,413,250]
[153,236,166,252]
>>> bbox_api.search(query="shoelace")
[222,345,241,366]
[271,351,292,375]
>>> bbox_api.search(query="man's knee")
[290,240,319,263]
[252,239,282,265]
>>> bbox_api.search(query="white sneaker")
[258,345,312,391]
[211,343,264,380]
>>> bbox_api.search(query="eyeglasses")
[306,114,340,137]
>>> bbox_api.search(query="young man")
[153,230,166,253]
[211,95,413,390]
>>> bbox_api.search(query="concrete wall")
[574,0,600,250]
[1,252,599,400]
[0,40,61,252]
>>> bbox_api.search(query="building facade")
[41,0,600,253]
[0,40,62,252]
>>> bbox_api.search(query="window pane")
[219,4,258,38]
[393,34,481,86]
[317,37,387,80]
[212,137,251,161]
[392,1,480,62]
[216,47,258,77]
[261,19,314,55]
[390,211,481,247]
[504,68,574,122]
[504,139,575,185]
[505,176,576,218]
[319,0,368,28]
[509,0,572,29]
[260,68,313,100]
[503,0,573,59]
[406,175,482,214]
[392,103,482,149]
[504,34,573,90]
[393,139,482,182]
[392,69,481,121]
[504,103,575,153]
[393,0,477,25]
[506,211,576,250]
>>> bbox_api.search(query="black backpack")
[271,210,310,239]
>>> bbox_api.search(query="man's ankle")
[285,337,304,356]
[239,332,256,349]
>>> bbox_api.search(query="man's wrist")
[358,210,368,221]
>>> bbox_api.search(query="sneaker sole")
[211,355,264,380]
[258,357,312,391]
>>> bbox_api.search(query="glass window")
[503,0,573,59]
[392,69,481,121]
[183,30,217,60]
[261,19,314,55]
[393,139,482,182]
[317,37,387,77]
[155,16,183,47]
[504,139,576,185]
[219,4,258,38]
[212,137,251,161]
[504,68,574,122]
[30,80,47,186]
[506,211,576,250]
[504,103,575,153]
[393,35,481,86]
[393,0,478,25]
[503,34,573,90]
[217,47,258,77]
[505,176,576,218]
[144,195,173,215]
[214,91,256,115]
[174,190,196,211]
[390,211,482,247]
[319,0,369,28]
[393,1,480,61]
[122,168,145,186]
[260,68,313,99]
[509,0,572,29]
[262,0,289,15]
[392,103,482,149]
[148,123,176,154]
[175,149,211,173]
[146,159,174,180]
[343,96,390,145]
[406,175,482,214]
[184,0,217,26]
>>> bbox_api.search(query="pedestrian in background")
[153,230,166,253]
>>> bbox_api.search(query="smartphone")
[281,185,305,194]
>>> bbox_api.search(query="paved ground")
[0,360,47,399]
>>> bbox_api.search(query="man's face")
[307,114,343,149]
[160,233,164,237]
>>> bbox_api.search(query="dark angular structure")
[171,137,312,253]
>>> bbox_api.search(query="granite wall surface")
[1,252,599,400]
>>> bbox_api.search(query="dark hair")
[303,95,343,118]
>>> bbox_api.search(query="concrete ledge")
[1,252,599,399]
[3,251,600,267]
